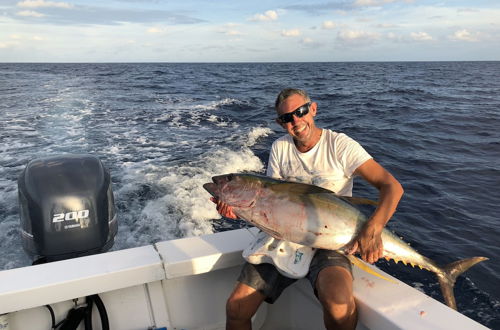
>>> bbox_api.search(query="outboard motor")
[18,154,117,263]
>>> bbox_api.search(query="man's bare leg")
[226,282,266,330]
[316,266,358,330]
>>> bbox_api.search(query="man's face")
[276,94,317,143]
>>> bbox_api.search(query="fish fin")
[436,256,488,310]
[345,254,398,284]
[338,196,378,206]
[252,224,283,240]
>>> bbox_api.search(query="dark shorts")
[237,249,352,304]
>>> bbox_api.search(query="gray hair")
[274,88,311,110]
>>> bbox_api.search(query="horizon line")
[1,60,499,64]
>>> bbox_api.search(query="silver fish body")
[204,173,487,310]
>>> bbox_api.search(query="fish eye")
[227,174,234,181]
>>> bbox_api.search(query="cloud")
[410,32,433,41]
[147,27,168,34]
[354,0,389,6]
[224,23,239,28]
[10,5,205,26]
[386,32,402,41]
[386,32,417,43]
[376,23,399,28]
[281,29,301,37]
[354,0,413,7]
[250,10,278,22]
[217,23,243,36]
[218,29,242,36]
[385,32,434,43]
[17,0,73,9]
[300,37,322,48]
[224,30,242,36]
[321,21,336,30]
[337,29,380,43]
[457,8,479,13]
[0,40,20,49]
[285,3,351,15]
[451,29,478,42]
[16,10,45,17]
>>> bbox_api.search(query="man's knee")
[226,295,252,321]
[316,266,357,328]
[320,294,357,322]
[226,283,265,322]
[318,289,357,329]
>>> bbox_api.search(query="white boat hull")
[0,228,487,329]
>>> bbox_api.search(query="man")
[213,88,404,330]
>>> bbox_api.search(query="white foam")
[112,125,269,245]
[3,125,36,132]
[0,175,31,270]
[109,145,123,155]
[244,126,273,147]
[123,147,263,241]
[207,115,218,122]
[154,98,241,129]
[192,98,241,111]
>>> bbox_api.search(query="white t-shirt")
[266,129,372,196]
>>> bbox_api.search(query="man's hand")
[210,197,238,219]
[345,221,384,264]
[346,159,403,264]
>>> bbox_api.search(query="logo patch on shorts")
[294,250,304,264]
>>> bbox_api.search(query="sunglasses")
[277,102,311,124]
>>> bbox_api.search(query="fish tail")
[436,256,488,310]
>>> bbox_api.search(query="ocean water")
[0,62,499,328]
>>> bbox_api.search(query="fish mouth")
[203,182,219,198]
[203,174,235,198]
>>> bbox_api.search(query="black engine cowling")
[18,154,117,262]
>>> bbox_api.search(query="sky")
[0,0,499,62]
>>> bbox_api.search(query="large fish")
[203,173,487,310]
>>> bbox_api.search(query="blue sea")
[0,62,499,328]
